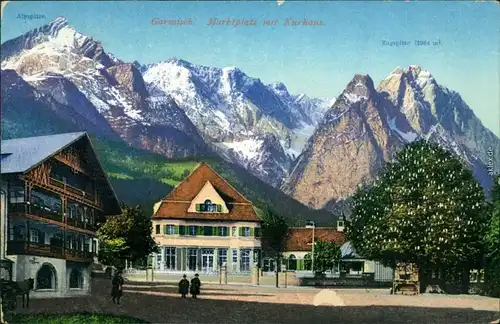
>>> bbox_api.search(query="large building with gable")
[0,132,122,297]
[151,162,262,274]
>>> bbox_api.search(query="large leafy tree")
[260,207,290,287]
[313,240,342,274]
[97,205,158,268]
[484,175,500,297]
[347,140,488,290]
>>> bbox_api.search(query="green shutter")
[164,225,167,234]
[197,226,203,235]
[226,226,230,236]
[174,225,179,234]
[179,225,185,235]
[250,227,254,237]
[213,226,218,236]
[217,204,222,212]
[196,204,201,212]
[297,259,304,270]
[239,227,243,236]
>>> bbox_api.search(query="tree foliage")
[259,207,290,287]
[313,240,342,273]
[347,140,488,273]
[484,175,500,296]
[97,205,158,267]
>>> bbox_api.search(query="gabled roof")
[340,241,362,259]
[163,162,250,203]
[1,132,122,215]
[285,227,345,252]
[154,162,260,222]
[1,132,87,174]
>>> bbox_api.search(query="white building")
[0,132,121,297]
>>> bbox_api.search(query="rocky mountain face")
[1,17,211,158]
[283,67,499,209]
[1,17,330,187]
[142,59,330,185]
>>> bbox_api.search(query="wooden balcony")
[49,178,96,207]
[8,203,99,233]
[7,241,95,263]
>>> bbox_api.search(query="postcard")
[0,1,499,323]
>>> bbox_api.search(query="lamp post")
[306,221,315,274]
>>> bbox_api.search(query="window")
[218,226,228,236]
[218,249,228,268]
[288,254,297,271]
[8,186,24,203]
[179,225,186,236]
[37,264,56,290]
[196,200,221,213]
[254,227,262,238]
[165,225,175,235]
[69,269,83,289]
[155,224,161,235]
[232,249,238,272]
[242,227,251,237]
[189,226,197,236]
[203,226,213,236]
[240,249,251,271]
[164,247,176,270]
[231,226,237,236]
[92,240,97,253]
[337,221,345,227]
[30,229,39,243]
[187,248,198,271]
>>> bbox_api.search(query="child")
[178,274,189,298]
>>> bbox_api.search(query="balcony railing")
[7,241,95,263]
[49,178,96,206]
[8,202,98,232]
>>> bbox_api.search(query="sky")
[1,1,499,135]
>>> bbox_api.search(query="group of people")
[179,273,202,299]
[109,270,202,304]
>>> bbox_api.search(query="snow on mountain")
[1,17,210,158]
[142,58,330,186]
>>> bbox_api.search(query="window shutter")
[174,225,179,234]
[250,227,254,237]
[38,229,45,244]
[238,227,243,236]
[164,225,168,234]
[196,204,201,212]
[217,204,222,212]
[225,226,230,236]
[179,225,185,235]
[298,259,304,271]
[197,226,203,235]
[213,226,218,236]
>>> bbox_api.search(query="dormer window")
[196,200,222,213]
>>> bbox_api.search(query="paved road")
[12,279,500,324]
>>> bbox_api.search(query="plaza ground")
[11,278,500,323]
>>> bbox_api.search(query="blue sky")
[2,1,499,135]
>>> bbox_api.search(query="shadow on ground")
[11,279,499,324]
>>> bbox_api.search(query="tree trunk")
[461,265,470,294]
[275,254,280,288]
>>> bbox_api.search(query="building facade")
[0,132,121,297]
[275,225,345,272]
[152,163,262,274]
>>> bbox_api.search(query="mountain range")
[1,17,499,220]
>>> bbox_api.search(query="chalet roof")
[1,132,87,174]
[285,227,345,252]
[1,132,122,215]
[153,162,260,222]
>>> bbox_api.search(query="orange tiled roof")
[153,162,260,222]
[163,162,250,203]
[285,227,345,252]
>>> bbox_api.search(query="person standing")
[111,270,124,304]
[190,273,201,299]
[178,274,189,298]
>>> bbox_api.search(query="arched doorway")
[288,254,297,271]
[69,269,84,289]
[36,263,57,290]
